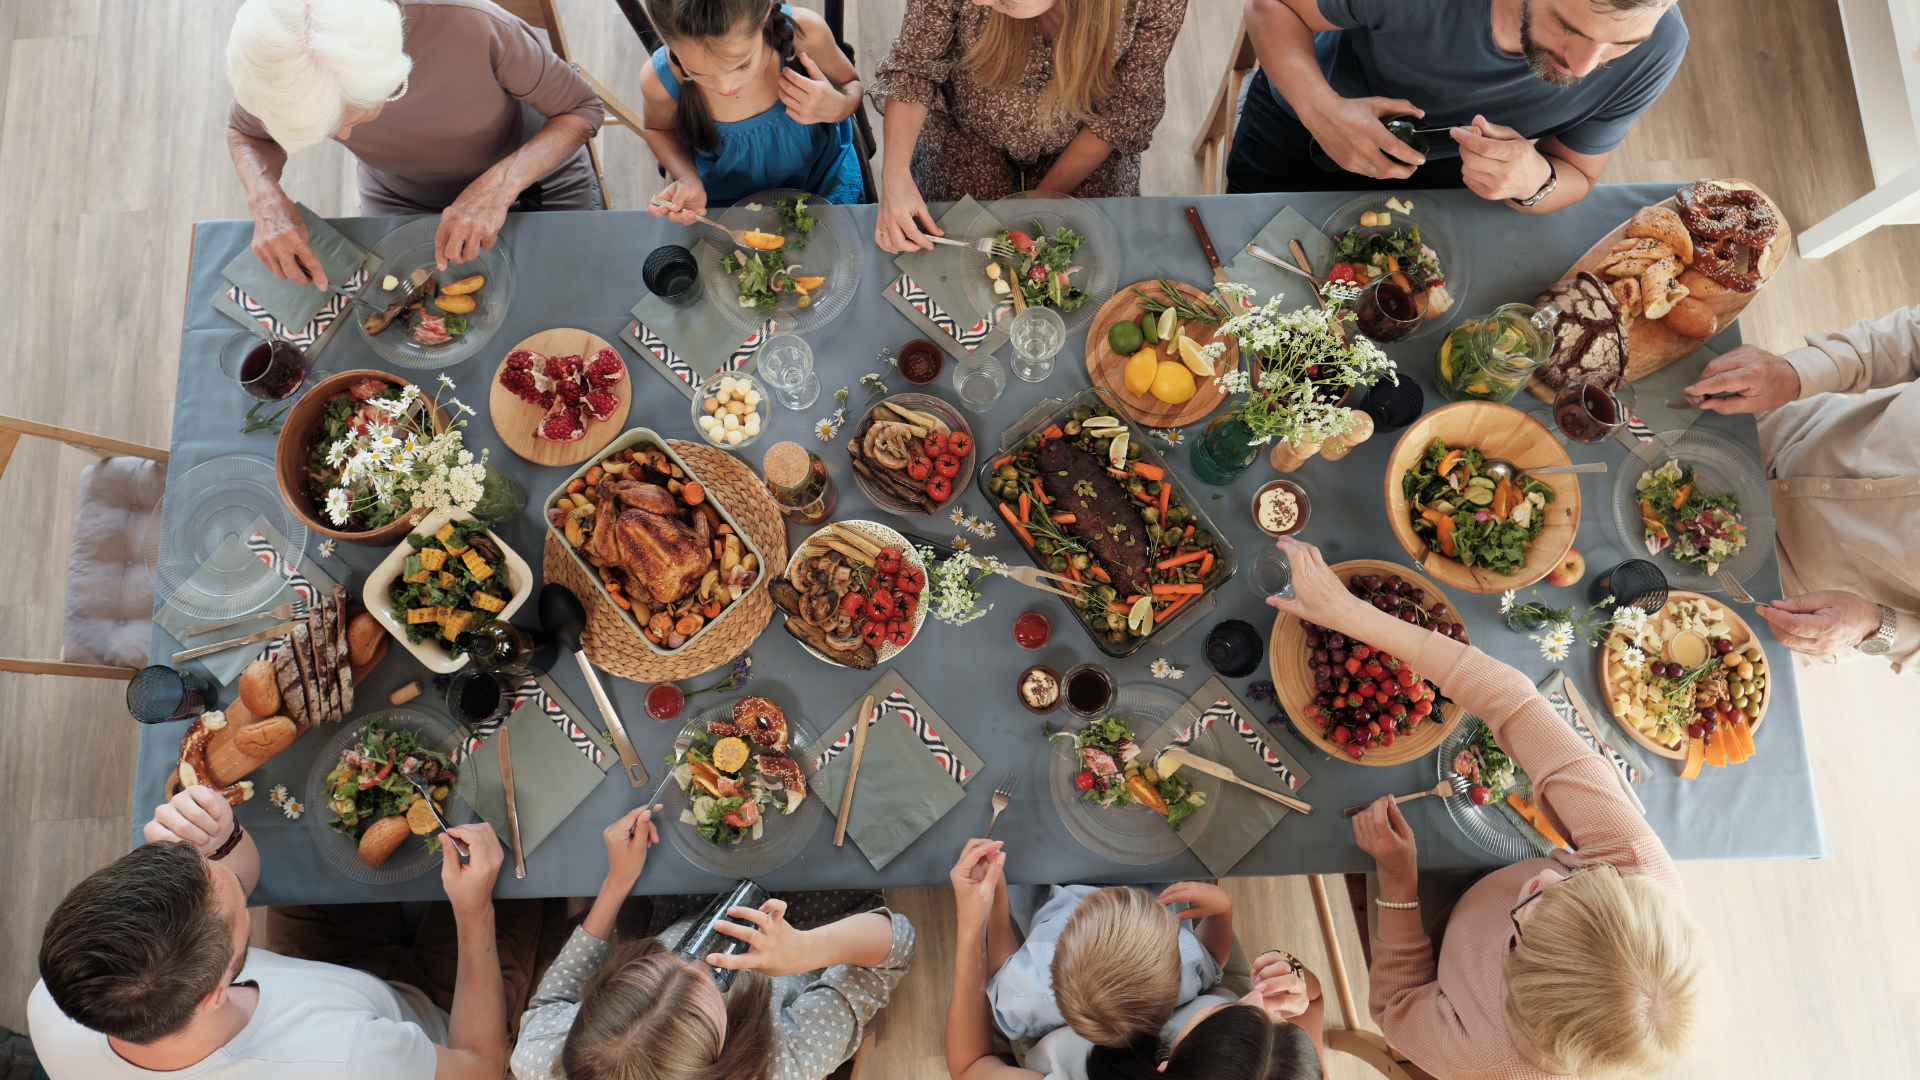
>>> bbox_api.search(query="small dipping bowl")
[896,338,944,385]
[1017,663,1063,714]
[1014,610,1052,650]
[1251,479,1311,537]
[1204,619,1265,678]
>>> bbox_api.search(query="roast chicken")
[590,480,712,603]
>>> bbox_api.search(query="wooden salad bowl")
[1596,591,1772,761]
[1383,401,1579,594]
[1084,279,1239,428]
[275,369,450,547]
[1267,559,1468,767]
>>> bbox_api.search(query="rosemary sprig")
[1130,273,1228,325]
[240,401,292,435]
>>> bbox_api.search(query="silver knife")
[498,725,526,879]
[171,621,298,663]
[570,650,648,787]
[1664,391,1737,410]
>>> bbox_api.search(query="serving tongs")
[997,565,1085,600]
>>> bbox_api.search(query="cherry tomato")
[895,565,926,594]
[870,589,898,618]
[862,621,887,647]
[876,547,902,575]
[1074,770,1096,792]
[876,575,896,592]
[923,432,948,456]
[933,453,961,479]
[888,623,912,647]
[1468,784,1492,806]
[925,475,953,501]
[1006,230,1035,254]
[907,457,932,482]
[839,592,866,617]
[897,592,918,618]
[945,432,973,455]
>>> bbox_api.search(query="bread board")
[1267,559,1469,767]
[1527,178,1790,402]
[1084,280,1240,428]
[489,328,631,465]
[1596,591,1771,761]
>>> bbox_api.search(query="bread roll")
[347,612,384,666]
[1626,205,1695,265]
[1662,296,1719,340]
[233,715,299,758]
[358,816,412,868]
[238,660,281,718]
[1677,268,1730,301]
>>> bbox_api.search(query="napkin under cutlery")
[1147,677,1313,877]
[1216,206,1338,313]
[466,677,611,861]
[621,240,777,401]
[1617,343,1721,458]
[211,203,379,353]
[884,196,1009,363]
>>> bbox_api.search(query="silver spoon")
[1244,243,1319,283]
[1480,458,1611,483]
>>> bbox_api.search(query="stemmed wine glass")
[759,334,819,410]
[1006,307,1066,382]
[1551,375,1636,444]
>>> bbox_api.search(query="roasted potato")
[433,293,476,314]
[441,274,485,295]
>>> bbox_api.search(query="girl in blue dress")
[642,0,867,218]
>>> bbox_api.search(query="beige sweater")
[1368,634,1683,1079]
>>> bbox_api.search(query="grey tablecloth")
[144,191,1831,904]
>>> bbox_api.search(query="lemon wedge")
[1128,596,1155,634]
[1108,430,1130,471]
[1177,335,1216,377]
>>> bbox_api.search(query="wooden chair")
[1192,16,1259,196]
[498,0,650,208]
[1309,873,1432,1080]
[0,415,169,681]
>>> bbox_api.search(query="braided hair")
[653,0,797,154]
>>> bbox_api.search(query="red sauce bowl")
[645,683,684,722]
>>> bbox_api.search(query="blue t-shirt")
[1272,0,1687,157]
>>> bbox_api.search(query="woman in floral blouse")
[868,0,1188,252]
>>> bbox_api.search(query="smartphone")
[670,880,770,991]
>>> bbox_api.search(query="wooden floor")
[2,1,1916,1075]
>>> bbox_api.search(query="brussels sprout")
[1105,613,1127,631]
[1126,478,1146,497]
[1165,507,1189,526]
[1189,530,1214,549]
[998,465,1018,481]
[1072,553,1091,571]
[1128,442,1144,460]
[1108,630,1130,644]
[1140,506,1161,524]
[1023,435,1041,451]
[1047,555,1068,573]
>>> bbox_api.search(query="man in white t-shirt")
[30,784,511,1080]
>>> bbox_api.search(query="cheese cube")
[418,547,448,572]
[461,549,494,581]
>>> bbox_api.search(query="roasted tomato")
[839,592,867,617]
[862,621,888,647]
[924,475,953,501]
[896,592,918,619]
[869,589,898,618]
[906,456,933,482]
[876,547,902,575]
[1074,770,1096,792]
[933,453,961,479]
[945,432,973,455]
[887,622,912,647]
[923,431,948,457]
[895,565,926,593]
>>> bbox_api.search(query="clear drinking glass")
[953,354,1008,413]
[1006,307,1066,382]
[1247,544,1296,601]
[218,331,309,401]
[759,334,819,410]
[1553,376,1637,444]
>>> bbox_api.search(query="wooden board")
[1084,280,1240,428]
[1267,559,1469,767]
[1596,590,1772,761]
[1527,178,1791,402]
[488,328,631,466]
[1383,401,1580,594]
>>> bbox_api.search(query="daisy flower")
[1539,636,1571,662]
[1151,428,1185,446]
[438,374,456,390]
[951,537,971,553]
[815,418,836,441]
[281,798,303,820]
[950,505,968,525]
[317,538,337,559]
[268,784,289,805]
[325,487,352,525]
[1149,658,1185,680]
[1499,590,1516,614]
[970,517,997,540]
[1611,605,1648,632]
[1619,645,1646,670]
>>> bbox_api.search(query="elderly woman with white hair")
[226,0,604,282]
[1268,536,1717,1080]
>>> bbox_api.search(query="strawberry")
[1351,645,1371,661]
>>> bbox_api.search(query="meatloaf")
[1038,439,1152,597]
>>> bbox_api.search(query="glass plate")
[1321,193,1472,342]
[1049,686,1222,865]
[146,456,309,621]
[662,700,824,878]
[1436,716,1536,863]
[1610,428,1774,592]
[304,709,479,885]
[959,191,1120,336]
[700,188,862,337]
[354,217,515,369]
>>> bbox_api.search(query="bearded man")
[1228,0,1687,212]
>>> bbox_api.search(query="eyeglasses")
[1508,886,1549,946]
[386,75,409,103]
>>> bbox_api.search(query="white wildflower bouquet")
[916,545,1003,626]
[318,377,486,530]
[1212,283,1397,447]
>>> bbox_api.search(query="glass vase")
[469,464,528,525]
[1189,410,1261,486]
[1506,608,1549,633]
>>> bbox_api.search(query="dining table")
[137,185,1832,905]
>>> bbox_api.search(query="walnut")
[1693,671,1729,710]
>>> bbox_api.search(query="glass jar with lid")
[762,441,836,525]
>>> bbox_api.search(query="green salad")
[993,222,1090,312]
[720,195,824,309]
[1055,716,1205,831]
[672,727,802,846]
[1402,440,1554,575]
[324,716,456,852]
[1452,721,1521,806]
[1635,460,1746,574]
[387,518,511,650]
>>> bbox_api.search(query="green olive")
[1742,703,1759,719]
[1733,694,1748,709]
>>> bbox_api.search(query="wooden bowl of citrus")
[1084,280,1239,429]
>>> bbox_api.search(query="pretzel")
[1692,238,1762,293]
[1675,182,1780,248]
[175,713,255,807]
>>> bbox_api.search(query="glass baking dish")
[977,387,1237,657]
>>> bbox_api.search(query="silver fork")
[402,772,470,863]
[1717,572,1755,604]
[927,235,1022,258]
[182,599,309,638]
[1341,775,1471,818]
[985,770,1022,837]
[645,728,697,808]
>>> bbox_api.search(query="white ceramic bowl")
[360,506,533,674]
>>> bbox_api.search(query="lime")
[1139,313,1159,345]
[1156,307,1178,344]
[1107,319,1144,355]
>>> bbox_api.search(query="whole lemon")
[1150,361,1197,404]
[1123,347,1159,396]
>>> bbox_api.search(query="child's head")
[560,937,774,1080]
[1087,1004,1324,1080]
[1051,886,1183,1046]
[653,0,797,151]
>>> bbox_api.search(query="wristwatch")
[1513,159,1558,207]
[1857,604,1898,655]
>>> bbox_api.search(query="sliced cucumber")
[1462,487,1495,506]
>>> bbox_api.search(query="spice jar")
[762,441,836,525]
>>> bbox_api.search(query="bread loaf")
[348,612,383,666]
[290,623,322,727]
[1532,272,1628,393]
[238,660,281,718]
[1662,296,1719,340]
[358,816,412,868]
[233,715,300,758]
[272,648,308,727]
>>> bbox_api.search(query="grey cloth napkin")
[218,203,375,330]
[469,697,610,860]
[1149,678,1313,877]
[152,517,334,686]
[621,240,775,401]
[884,197,1010,363]
[1615,343,1721,458]
[1217,206,1337,314]
[807,670,984,871]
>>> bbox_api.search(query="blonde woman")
[868,0,1187,252]
[1269,537,1715,1080]
[225,0,604,283]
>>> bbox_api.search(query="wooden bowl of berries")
[1267,559,1470,766]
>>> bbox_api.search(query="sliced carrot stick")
[1042,424,1064,441]
[1131,462,1165,481]
[1018,491,1031,524]
[1124,595,1145,605]
[1157,550,1208,570]
[993,455,1013,469]
[1087,564,1109,583]
[1182,523,1194,539]
[1065,563,1082,583]
[1158,482,1171,520]
[1157,591,1195,622]
[1050,513,1076,524]
[1030,482,1049,505]
[1199,551,1214,577]
[998,503,1036,548]
[1151,583,1204,595]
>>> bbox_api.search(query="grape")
[1314,691,1332,706]
[1364,575,1383,590]
[1312,649,1329,664]
[1431,602,1447,616]
[1386,575,1403,591]
[1348,575,1365,588]
[1327,633,1346,649]
[1314,662,1331,677]
[1330,648,1347,664]
[1373,597,1392,611]
[1400,611,1419,623]
[1687,722,1704,739]
[1411,589,1426,602]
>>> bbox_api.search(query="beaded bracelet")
[1374,896,1419,910]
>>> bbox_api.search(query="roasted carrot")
[1108,468,1129,481]
[1107,601,1133,615]
[1088,564,1110,582]
[1042,424,1064,441]
[1030,481,1049,505]
[999,503,1036,548]
[1131,462,1165,481]
[680,481,705,505]
[1050,513,1077,524]
[1124,595,1146,605]
[1065,563,1082,583]
[1151,583,1204,595]
[1182,524,1194,539]
[1018,491,1031,523]
[713,540,724,559]
[1199,551,1214,578]
[1157,591,1195,622]
[1157,550,1208,570]
[993,455,1013,469]
[1158,481,1171,520]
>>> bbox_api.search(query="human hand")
[1755,590,1885,656]
[1263,536,1367,628]
[1452,115,1554,203]
[648,175,709,227]
[1157,881,1232,921]
[439,822,503,920]
[144,785,236,856]
[1681,345,1802,413]
[603,804,662,888]
[778,53,851,126]
[249,194,326,287]
[1243,951,1312,1020]
[949,837,1006,933]
[435,183,510,269]
[1298,94,1425,180]
[875,168,941,252]
[709,897,819,977]
[1351,794,1418,890]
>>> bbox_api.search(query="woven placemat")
[542,441,789,682]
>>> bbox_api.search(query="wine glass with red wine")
[218,331,309,401]
[1552,376,1637,444]
[1352,276,1421,344]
